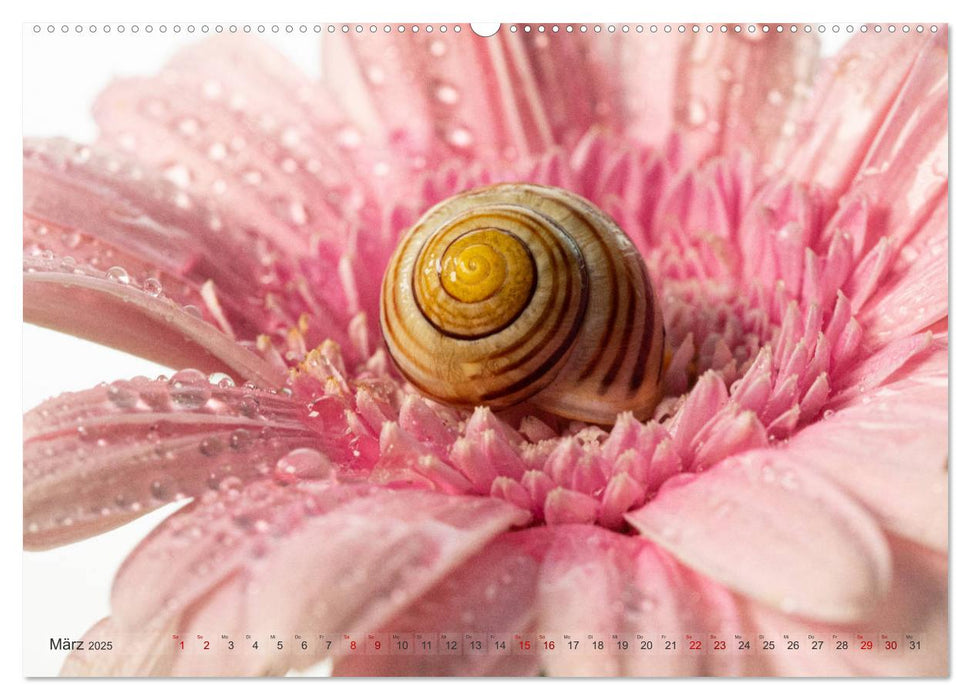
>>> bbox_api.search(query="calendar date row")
[159,632,926,656]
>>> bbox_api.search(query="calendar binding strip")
[28,23,943,35]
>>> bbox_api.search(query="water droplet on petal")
[446,127,473,148]
[229,429,253,451]
[169,369,211,410]
[238,395,259,418]
[61,231,83,249]
[202,80,222,99]
[199,436,223,456]
[366,66,386,85]
[273,448,333,485]
[177,118,200,135]
[208,372,235,387]
[337,127,361,149]
[685,98,708,126]
[163,163,192,188]
[150,480,169,500]
[208,142,228,161]
[106,266,130,284]
[142,277,163,297]
[219,476,243,496]
[107,380,139,410]
[435,83,459,105]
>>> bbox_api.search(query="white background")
[7,0,965,696]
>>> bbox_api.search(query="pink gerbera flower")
[24,25,947,677]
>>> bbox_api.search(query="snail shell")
[380,183,665,424]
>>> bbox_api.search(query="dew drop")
[62,231,83,249]
[685,98,708,126]
[238,395,260,418]
[169,369,211,410]
[142,277,163,297]
[208,142,228,161]
[229,428,253,451]
[177,117,200,135]
[162,163,192,188]
[435,83,459,105]
[446,127,473,148]
[289,201,309,226]
[366,65,386,85]
[273,448,333,484]
[150,480,170,500]
[779,471,799,491]
[208,372,235,388]
[202,79,223,99]
[107,380,139,410]
[106,266,130,284]
[219,476,244,495]
[199,436,224,457]
[336,126,362,149]
[139,384,171,411]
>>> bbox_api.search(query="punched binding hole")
[470,23,501,37]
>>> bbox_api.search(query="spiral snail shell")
[380,183,665,424]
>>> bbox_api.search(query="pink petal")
[89,38,399,353]
[534,525,744,676]
[543,487,599,526]
[858,198,948,344]
[743,538,947,676]
[99,482,527,676]
[619,30,818,168]
[332,530,545,676]
[833,331,932,399]
[792,341,947,550]
[24,375,318,549]
[626,449,892,622]
[781,31,940,195]
[24,138,307,343]
[320,27,624,165]
[839,31,947,257]
[95,38,359,252]
[24,261,285,387]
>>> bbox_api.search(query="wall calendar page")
[21,18,949,679]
